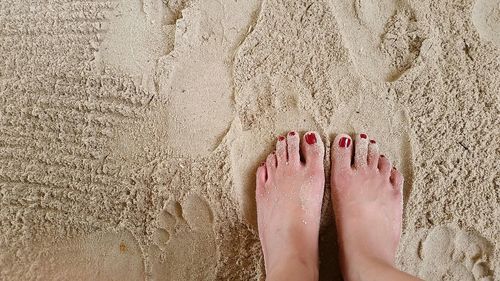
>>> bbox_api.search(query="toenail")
[360,133,367,139]
[289,131,296,136]
[305,133,317,145]
[260,162,265,166]
[339,137,351,148]
[278,136,285,141]
[381,155,385,158]
[370,139,376,144]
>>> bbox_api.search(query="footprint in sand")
[152,0,259,158]
[100,0,259,158]
[149,194,217,281]
[97,0,176,90]
[328,0,427,82]
[401,226,495,281]
[472,0,500,47]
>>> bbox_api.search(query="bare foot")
[256,131,325,281]
[331,133,410,281]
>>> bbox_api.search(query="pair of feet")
[255,131,420,281]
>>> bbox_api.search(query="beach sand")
[0,0,498,280]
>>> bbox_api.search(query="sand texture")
[0,0,498,280]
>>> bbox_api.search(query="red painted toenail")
[278,136,285,141]
[360,133,367,139]
[305,133,317,144]
[370,139,376,144]
[339,137,351,148]
[289,131,296,136]
[381,155,385,158]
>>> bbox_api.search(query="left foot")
[255,131,325,281]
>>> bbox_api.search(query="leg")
[330,133,422,281]
[255,131,325,281]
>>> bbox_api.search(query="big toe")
[331,134,353,173]
[300,131,324,169]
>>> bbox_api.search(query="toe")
[367,139,379,168]
[286,131,300,165]
[378,154,392,175]
[300,131,324,168]
[331,134,353,172]
[266,152,277,177]
[390,167,404,191]
[275,135,287,165]
[257,163,267,184]
[276,136,288,166]
[354,133,369,169]
[255,163,267,196]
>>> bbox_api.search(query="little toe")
[390,167,404,191]
[257,163,267,184]
[255,163,267,196]
[354,133,369,169]
[331,134,353,172]
[286,131,300,165]
[300,131,324,168]
[275,135,287,166]
[367,139,379,168]
[378,154,392,175]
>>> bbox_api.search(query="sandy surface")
[0,0,498,280]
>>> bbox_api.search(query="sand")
[0,0,498,280]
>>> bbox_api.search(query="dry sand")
[0,0,498,280]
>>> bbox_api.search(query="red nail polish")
[278,136,285,141]
[339,137,351,148]
[360,133,367,139]
[289,131,296,136]
[370,139,376,144]
[381,155,385,158]
[305,133,317,145]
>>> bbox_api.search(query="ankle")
[266,255,318,281]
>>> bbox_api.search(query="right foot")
[330,133,404,281]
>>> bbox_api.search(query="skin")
[255,131,422,281]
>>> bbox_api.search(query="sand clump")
[0,0,498,280]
